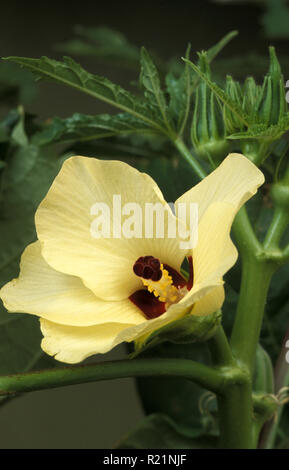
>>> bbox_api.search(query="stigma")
[133,256,187,306]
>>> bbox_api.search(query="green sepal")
[132,309,222,358]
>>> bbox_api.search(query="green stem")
[231,205,274,376]
[0,358,224,396]
[252,141,271,166]
[209,324,254,449]
[173,137,207,180]
[263,207,289,250]
[208,325,234,366]
[232,206,262,258]
[230,258,274,376]
[228,193,289,447]
[217,382,253,449]
[209,326,253,448]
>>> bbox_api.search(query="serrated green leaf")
[3,55,167,134]
[166,44,192,134]
[183,57,250,128]
[227,125,272,140]
[140,47,173,132]
[228,113,289,142]
[32,112,154,146]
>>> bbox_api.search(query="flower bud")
[191,53,229,162]
[223,75,244,134]
[257,47,287,126]
[242,77,262,120]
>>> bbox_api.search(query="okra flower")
[0,154,264,363]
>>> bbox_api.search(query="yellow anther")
[141,264,180,305]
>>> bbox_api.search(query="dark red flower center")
[129,255,194,320]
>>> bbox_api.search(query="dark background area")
[1,0,289,449]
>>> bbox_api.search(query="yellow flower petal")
[36,156,187,301]
[176,153,264,285]
[0,242,144,327]
[40,300,190,363]
[176,153,264,220]
[191,285,225,316]
[40,319,135,363]
[40,284,225,364]
[192,201,238,285]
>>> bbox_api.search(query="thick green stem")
[217,382,253,449]
[221,223,276,448]
[228,199,289,447]
[173,137,207,180]
[209,326,254,448]
[0,358,224,396]
[230,258,274,376]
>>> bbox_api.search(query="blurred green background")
[1,0,289,448]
